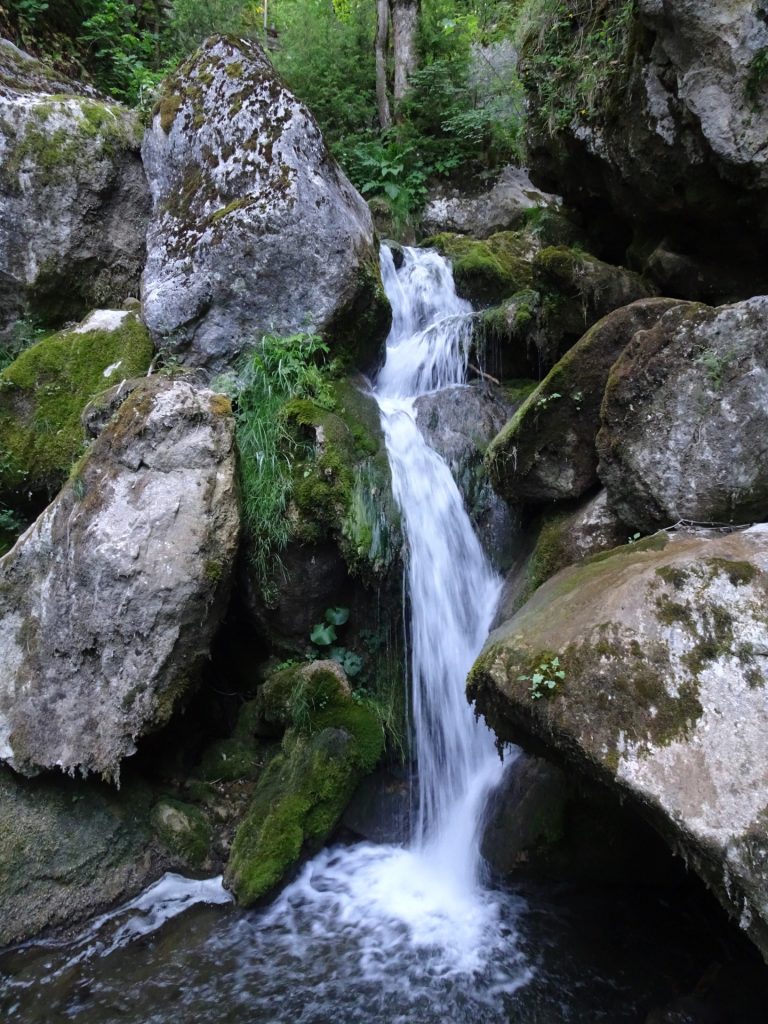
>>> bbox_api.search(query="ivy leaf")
[531,673,544,685]
[311,622,337,646]
[325,606,350,626]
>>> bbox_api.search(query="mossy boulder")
[142,35,389,372]
[225,661,384,904]
[597,296,768,532]
[475,247,655,380]
[0,377,240,779]
[469,526,768,960]
[0,42,149,336]
[421,230,539,306]
[0,309,153,502]
[151,797,213,869]
[486,299,684,505]
[0,765,160,947]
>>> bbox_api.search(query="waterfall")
[376,245,505,882]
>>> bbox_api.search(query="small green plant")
[536,391,562,409]
[695,349,730,390]
[518,656,565,700]
[746,48,768,108]
[628,532,641,544]
[309,606,363,678]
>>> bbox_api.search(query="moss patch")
[422,231,536,305]
[151,797,212,868]
[225,665,384,905]
[0,314,153,501]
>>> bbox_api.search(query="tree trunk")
[375,0,392,131]
[391,0,419,108]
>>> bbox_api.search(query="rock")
[495,490,629,623]
[225,661,384,905]
[0,310,153,503]
[476,246,656,379]
[422,229,540,306]
[422,165,560,239]
[0,765,161,946]
[0,377,240,779]
[486,298,681,505]
[0,41,149,337]
[151,797,212,869]
[141,35,389,373]
[521,1,768,279]
[469,526,768,960]
[597,296,768,532]
[414,382,522,569]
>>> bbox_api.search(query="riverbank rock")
[486,298,683,505]
[141,35,388,373]
[470,526,768,960]
[422,165,560,239]
[0,309,153,504]
[225,661,384,904]
[0,40,148,338]
[0,377,240,779]
[597,296,768,532]
[0,766,160,946]
[414,381,523,569]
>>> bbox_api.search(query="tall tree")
[375,0,392,129]
[391,0,419,107]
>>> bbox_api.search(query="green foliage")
[227,332,332,602]
[309,608,363,677]
[517,0,636,135]
[518,655,565,700]
[745,48,768,109]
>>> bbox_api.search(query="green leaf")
[531,673,544,685]
[310,622,337,646]
[325,606,350,626]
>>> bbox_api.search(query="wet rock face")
[142,35,389,373]
[597,296,768,532]
[414,382,521,570]
[470,527,768,960]
[486,298,682,506]
[524,1,768,246]
[0,377,240,779]
[0,40,149,336]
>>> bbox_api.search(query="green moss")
[705,558,758,587]
[208,197,249,224]
[158,94,183,133]
[151,797,212,868]
[0,314,153,500]
[422,231,536,304]
[225,690,384,905]
[197,737,266,782]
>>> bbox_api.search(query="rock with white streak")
[0,377,240,779]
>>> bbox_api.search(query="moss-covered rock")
[151,797,212,868]
[0,44,149,337]
[470,526,768,961]
[0,309,153,502]
[485,299,684,505]
[225,660,384,904]
[421,230,539,305]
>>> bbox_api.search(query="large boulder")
[0,39,149,338]
[469,526,768,960]
[597,296,768,532]
[141,35,389,373]
[486,298,681,505]
[0,309,153,503]
[421,165,560,239]
[520,1,768,281]
[0,377,240,779]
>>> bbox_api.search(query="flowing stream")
[1,246,757,1024]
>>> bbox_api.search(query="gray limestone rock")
[0,40,149,337]
[597,296,768,531]
[0,377,240,779]
[141,35,389,373]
